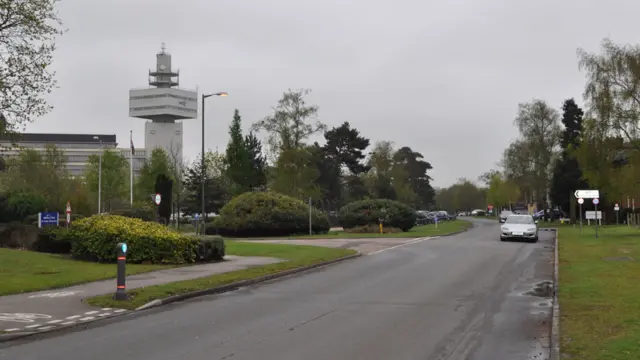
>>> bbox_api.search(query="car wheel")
[500,237,507,242]
[533,236,539,243]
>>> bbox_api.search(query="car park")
[500,214,539,243]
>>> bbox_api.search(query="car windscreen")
[505,216,534,224]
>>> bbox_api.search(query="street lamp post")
[200,92,228,233]
[93,136,103,214]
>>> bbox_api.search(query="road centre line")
[368,237,438,255]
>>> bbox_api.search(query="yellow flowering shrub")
[67,214,197,264]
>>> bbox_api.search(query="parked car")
[499,210,512,223]
[500,214,539,243]
[416,211,434,225]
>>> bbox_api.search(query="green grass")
[559,225,640,359]
[85,241,356,310]
[0,249,172,296]
[250,219,472,239]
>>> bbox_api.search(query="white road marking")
[36,326,54,331]
[24,324,41,328]
[47,320,63,324]
[113,309,126,313]
[98,313,111,317]
[3,328,20,332]
[84,311,99,315]
[28,291,82,299]
[60,321,75,325]
[368,237,437,255]
[79,317,95,321]
[65,315,81,320]
[101,308,112,311]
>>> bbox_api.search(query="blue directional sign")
[38,212,59,228]
[593,198,600,205]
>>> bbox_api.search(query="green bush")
[338,199,416,232]
[0,222,41,249]
[192,235,225,262]
[111,206,156,222]
[205,191,330,237]
[2,191,47,222]
[67,214,197,264]
[33,227,73,254]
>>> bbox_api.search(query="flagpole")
[130,130,134,206]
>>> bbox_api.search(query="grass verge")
[85,241,356,310]
[253,219,472,239]
[559,225,640,359]
[0,249,172,296]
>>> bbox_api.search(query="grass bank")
[86,241,356,310]
[559,225,640,359]
[0,249,172,296]
[260,219,472,239]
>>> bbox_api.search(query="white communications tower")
[128,43,197,160]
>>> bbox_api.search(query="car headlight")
[501,227,508,232]
[527,228,536,232]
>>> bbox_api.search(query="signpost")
[38,212,59,228]
[65,201,72,228]
[154,193,162,205]
[577,198,584,234]
[434,215,438,229]
[593,198,600,238]
[575,190,599,199]
[615,203,620,224]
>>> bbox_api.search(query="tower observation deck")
[129,43,197,160]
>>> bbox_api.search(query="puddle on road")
[524,281,553,298]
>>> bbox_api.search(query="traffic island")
[85,241,358,310]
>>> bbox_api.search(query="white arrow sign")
[574,190,599,199]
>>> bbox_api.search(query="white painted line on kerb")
[47,320,63,324]
[24,324,41,329]
[36,326,54,331]
[101,308,112,311]
[113,309,126,313]
[3,328,20,332]
[368,237,437,256]
[98,313,111,317]
[66,315,81,320]
[84,311,99,315]
[78,317,95,321]
[60,321,75,325]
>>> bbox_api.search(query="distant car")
[500,214,539,243]
[499,210,512,223]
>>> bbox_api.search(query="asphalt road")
[0,218,554,360]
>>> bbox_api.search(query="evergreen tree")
[244,131,267,190]
[550,98,588,214]
[224,109,253,195]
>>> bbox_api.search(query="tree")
[136,148,172,200]
[244,131,267,190]
[366,141,397,200]
[271,146,320,199]
[224,109,253,195]
[309,142,342,204]
[182,151,229,218]
[154,174,173,223]
[251,88,326,157]
[578,38,640,150]
[323,122,370,175]
[393,146,435,208]
[85,149,128,212]
[550,99,588,214]
[0,0,65,134]
[512,99,562,209]
[167,143,186,225]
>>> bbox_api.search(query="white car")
[500,214,539,243]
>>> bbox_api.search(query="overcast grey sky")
[27,0,638,187]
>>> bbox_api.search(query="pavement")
[0,255,282,334]
[0,218,555,359]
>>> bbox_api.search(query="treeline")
[480,38,640,220]
[0,89,437,221]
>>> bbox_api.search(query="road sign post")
[615,203,620,225]
[578,198,584,235]
[115,243,128,301]
[593,198,599,238]
[65,201,72,228]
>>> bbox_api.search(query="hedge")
[206,191,330,237]
[338,199,416,232]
